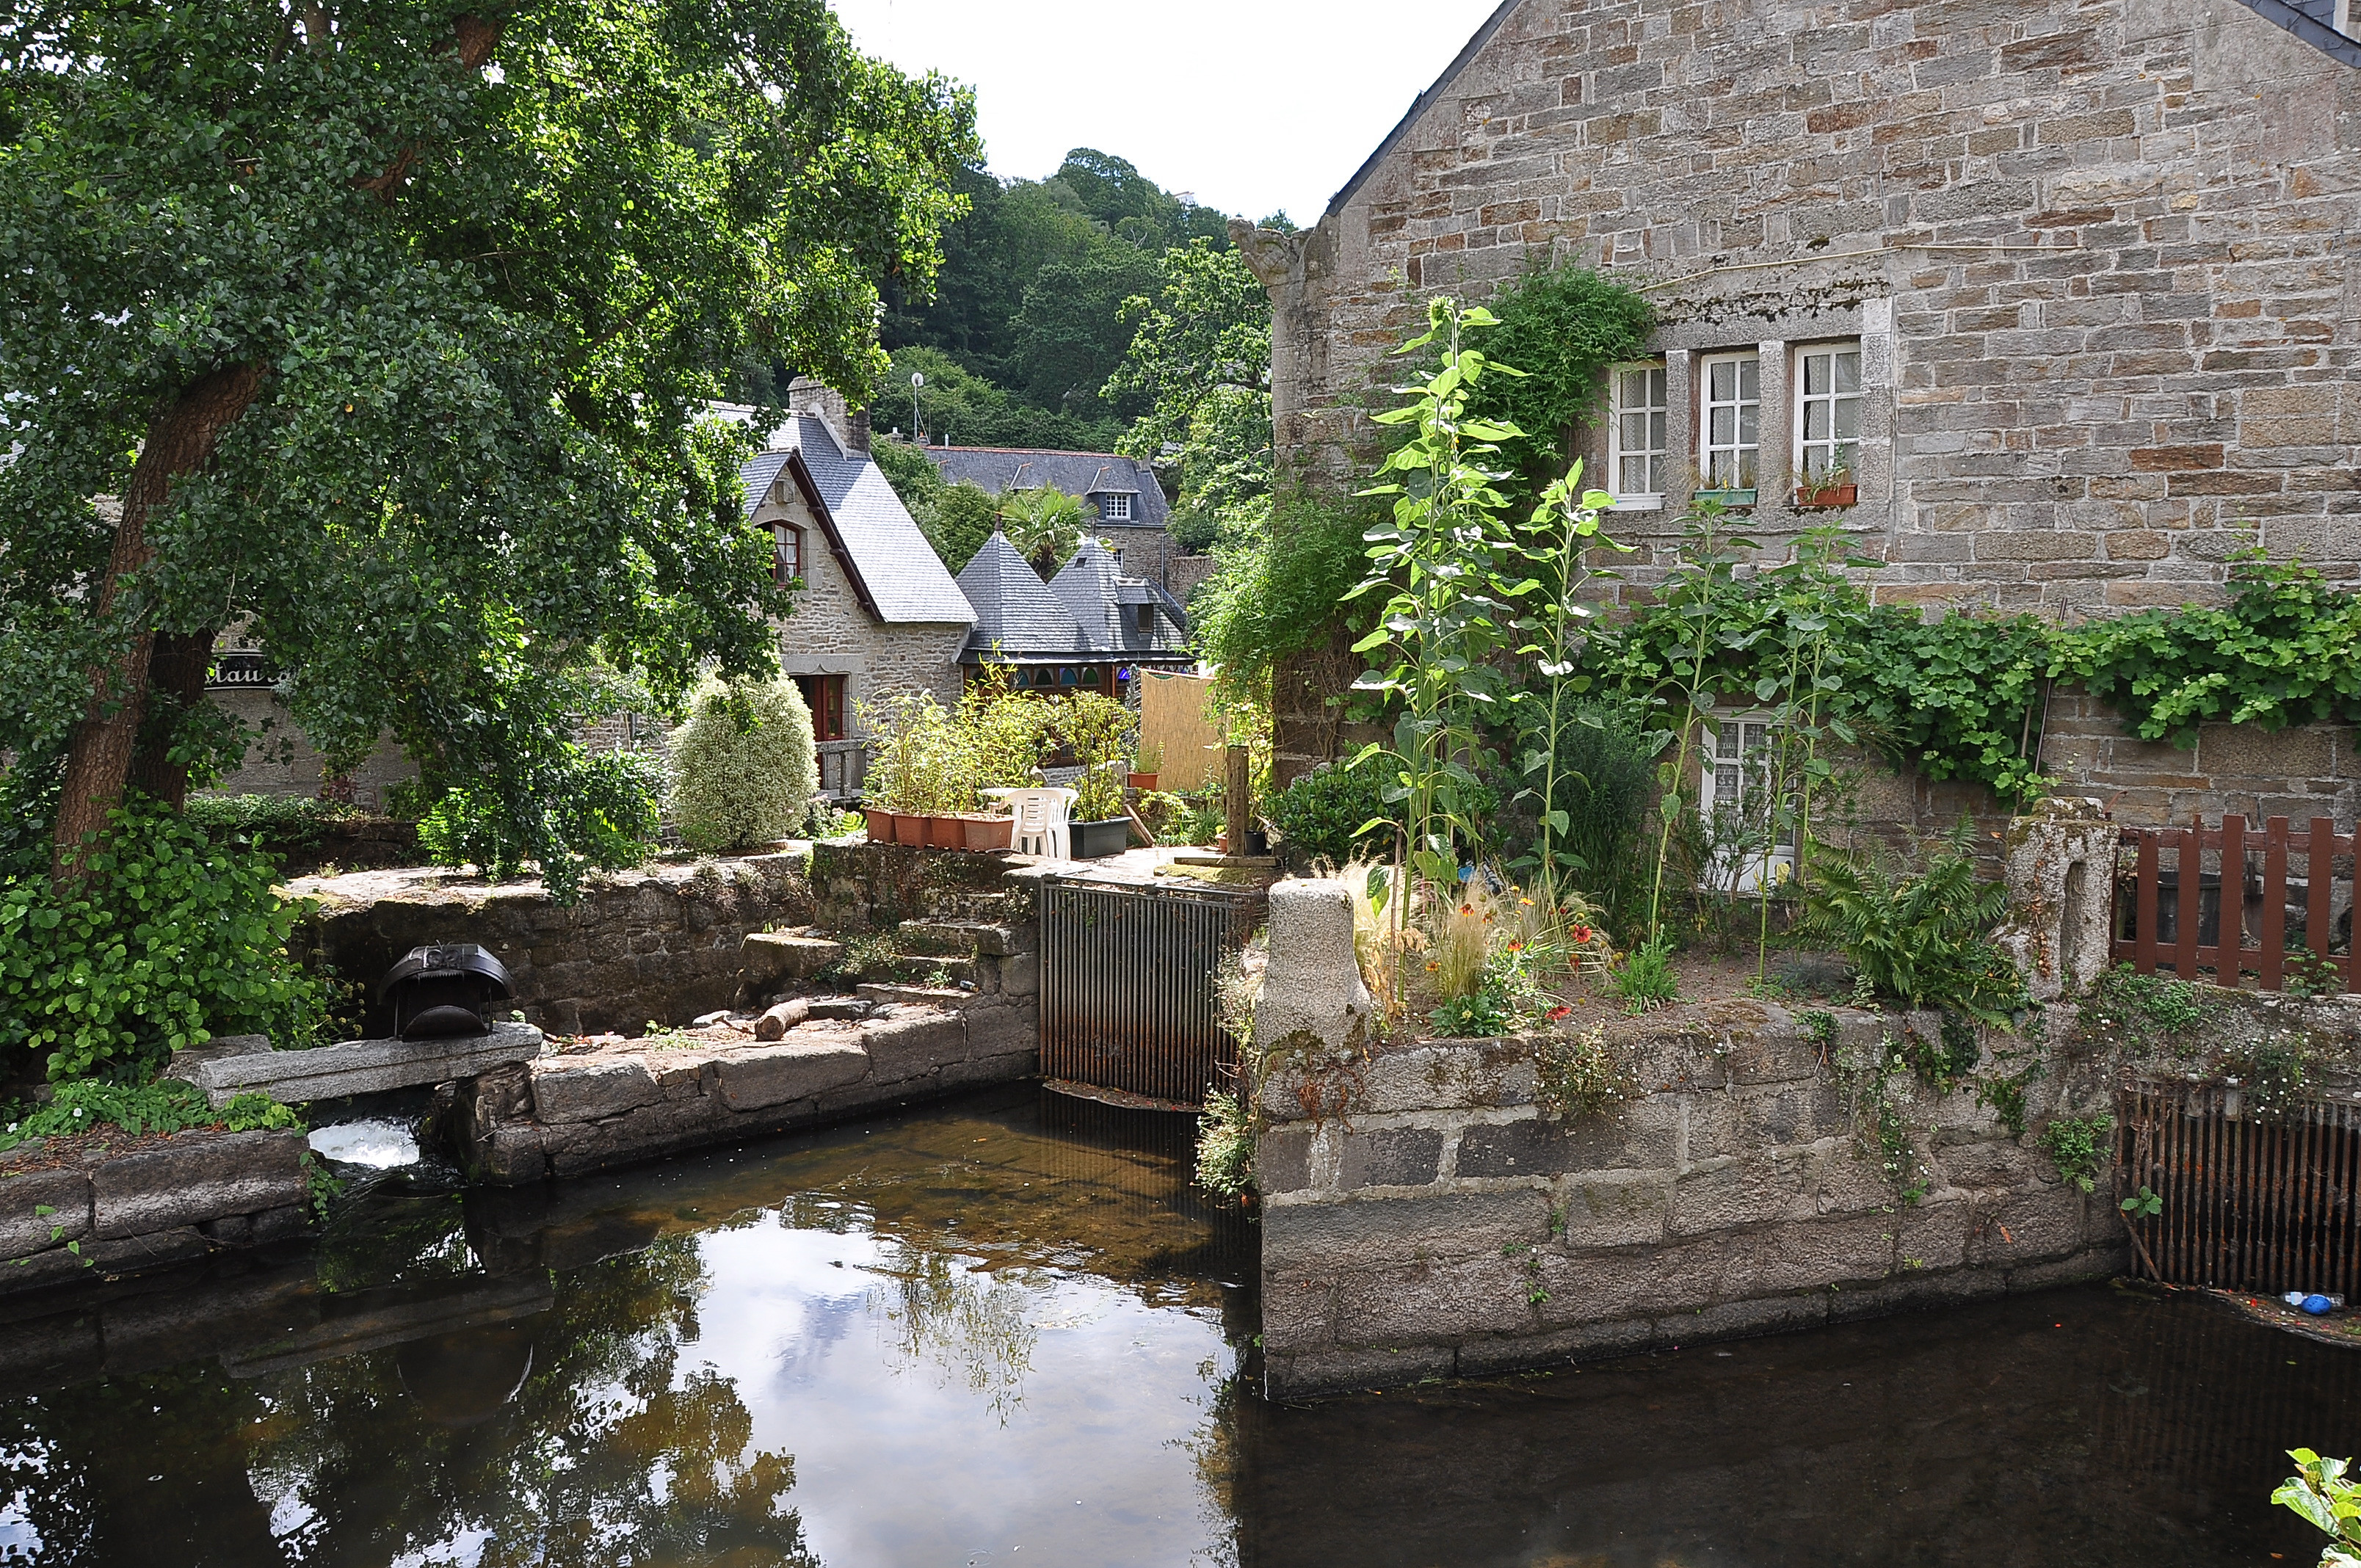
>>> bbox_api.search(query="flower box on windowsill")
[1693,487,1756,509]
[1794,482,1858,509]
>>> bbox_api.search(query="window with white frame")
[1698,352,1760,495]
[1100,492,1134,522]
[1793,341,1862,489]
[1696,715,1796,893]
[1607,363,1669,508]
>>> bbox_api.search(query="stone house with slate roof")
[1238,0,2361,831]
[954,532,1194,703]
[738,387,975,799]
[922,445,1189,592]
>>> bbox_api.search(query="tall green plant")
[1346,298,1541,899]
[1637,502,1758,937]
[1801,830,2022,1024]
[1504,462,1622,917]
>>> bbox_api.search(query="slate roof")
[921,446,1172,531]
[954,531,1090,660]
[2240,0,2361,63]
[956,533,1192,664]
[739,413,973,626]
[1050,537,1192,658]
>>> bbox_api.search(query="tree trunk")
[127,628,219,812]
[51,365,264,883]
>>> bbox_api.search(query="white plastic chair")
[984,787,1076,860]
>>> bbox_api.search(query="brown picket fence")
[2111,815,2357,993]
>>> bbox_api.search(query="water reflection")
[0,1087,2357,1567]
[0,1086,1250,1567]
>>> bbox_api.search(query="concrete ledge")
[175,1022,546,1107]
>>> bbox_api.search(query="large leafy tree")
[1106,236,1272,552]
[0,1,976,888]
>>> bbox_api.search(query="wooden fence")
[2111,816,2357,993]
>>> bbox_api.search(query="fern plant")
[1801,833,2022,1023]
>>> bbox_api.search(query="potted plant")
[860,692,954,847]
[949,666,1040,852]
[1053,693,1137,859]
[1126,738,1163,792]
[1794,460,1856,509]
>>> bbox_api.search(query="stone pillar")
[1995,796,2118,1003]
[1252,878,1372,1055]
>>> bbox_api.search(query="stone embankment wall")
[1255,996,2123,1395]
[0,1131,312,1297]
[439,840,1045,1183]
[1249,828,2144,1397]
[288,855,816,1037]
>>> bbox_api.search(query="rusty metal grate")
[2113,815,2356,992]
[1038,877,1262,1107]
[2120,1079,2361,1299]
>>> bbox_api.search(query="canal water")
[0,1084,2353,1567]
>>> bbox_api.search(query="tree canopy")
[0,0,976,890]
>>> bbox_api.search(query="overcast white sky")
[830,0,1506,225]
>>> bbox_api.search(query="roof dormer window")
[1100,493,1133,522]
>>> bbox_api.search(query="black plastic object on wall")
[377,945,516,1039]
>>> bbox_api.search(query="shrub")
[416,748,661,896]
[1270,756,1399,868]
[183,794,367,847]
[860,692,967,815]
[0,805,329,1079]
[1801,832,2024,1023]
[667,678,820,852]
[2042,1113,2114,1193]
[1539,703,1658,931]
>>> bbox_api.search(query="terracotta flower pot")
[862,807,894,843]
[891,813,926,846]
[1795,482,1857,508]
[926,813,966,850]
[961,813,1015,852]
[1126,772,1158,791]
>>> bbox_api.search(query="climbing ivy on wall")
[1573,542,2361,807]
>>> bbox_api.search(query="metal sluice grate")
[1037,877,1262,1107]
[2121,1079,2361,1299]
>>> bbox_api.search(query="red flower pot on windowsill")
[1794,482,1857,508]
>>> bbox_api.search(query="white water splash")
[307,1119,420,1169]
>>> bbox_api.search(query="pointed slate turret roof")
[1048,536,1127,650]
[954,531,1092,659]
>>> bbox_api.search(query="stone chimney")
[844,404,871,454]
[786,377,851,448]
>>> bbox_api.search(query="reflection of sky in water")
[689,1219,1232,1566]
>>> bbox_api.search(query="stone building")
[954,531,1194,702]
[921,445,1204,594]
[741,388,976,799]
[1238,0,2361,830]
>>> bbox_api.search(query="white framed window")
[1793,341,1862,490]
[1606,363,1668,509]
[1697,352,1760,497]
[1101,492,1134,521]
[1697,715,1796,893]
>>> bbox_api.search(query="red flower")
[1546,1004,1573,1023]
[1572,924,1594,944]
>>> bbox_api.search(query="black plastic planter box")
[1068,818,1131,859]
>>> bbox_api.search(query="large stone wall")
[1255,1001,2125,1395]
[1245,0,2361,814]
[288,856,816,1038]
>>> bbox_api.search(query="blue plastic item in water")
[2302,1294,2335,1315]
